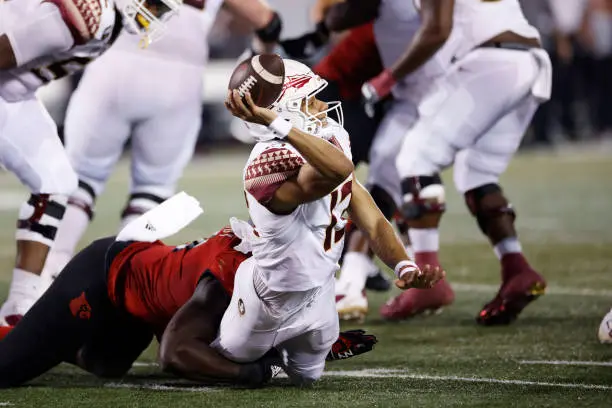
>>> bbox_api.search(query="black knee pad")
[368,185,397,220]
[464,183,516,235]
[68,180,96,220]
[16,194,67,244]
[399,175,446,220]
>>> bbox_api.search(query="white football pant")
[396,48,552,193]
[64,48,204,198]
[212,258,339,385]
[366,99,419,206]
[0,96,77,195]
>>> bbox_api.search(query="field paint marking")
[105,382,216,392]
[452,283,612,297]
[519,360,612,367]
[131,362,158,367]
[112,368,612,392]
[320,369,612,390]
[0,403,13,406]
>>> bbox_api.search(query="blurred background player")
[0,0,183,325]
[370,0,551,324]
[301,0,457,322]
[38,0,284,287]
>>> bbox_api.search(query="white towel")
[116,191,203,242]
[229,217,258,254]
[529,48,553,103]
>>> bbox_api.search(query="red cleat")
[476,253,546,326]
[380,278,455,320]
[4,315,23,327]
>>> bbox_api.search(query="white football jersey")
[438,0,540,60]
[0,0,119,101]
[242,119,353,292]
[374,0,458,104]
[111,0,224,67]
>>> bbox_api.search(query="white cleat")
[598,308,612,344]
[0,297,35,326]
[336,291,368,323]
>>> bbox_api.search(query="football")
[228,54,285,108]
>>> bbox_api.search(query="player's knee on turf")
[464,183,516,243]
[284,360,325,387]
[399,175,446,228]
[77,348,132,379]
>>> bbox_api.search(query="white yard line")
[320,369,612,390]
[131,362,158,367]
[452,283,612,297]
[105,382,216,392]
[0,403,13,406]
[115,368,612,392]
[519,360,612,367]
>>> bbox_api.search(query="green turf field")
[0,147,611,407]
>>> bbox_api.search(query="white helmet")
[121,0,182,47]
[271,59,343,135]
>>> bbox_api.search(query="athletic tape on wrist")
[268,117,292,139]
[394,260,418,279]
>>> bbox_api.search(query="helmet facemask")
[122,0,181,48]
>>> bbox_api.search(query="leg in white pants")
[396,48,544,181]
[0,96,77,195]
[212,258,338,384]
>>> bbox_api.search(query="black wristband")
[255,11,282,43]
[237,363,265,387]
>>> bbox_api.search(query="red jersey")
[107,227,248,333]
[314,23,383,100]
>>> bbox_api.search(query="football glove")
[361,69,396,118]
[280,21,330,60]
[326,329,378,361]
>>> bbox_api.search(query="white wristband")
[394,260,419,279]
[268,117,292,139]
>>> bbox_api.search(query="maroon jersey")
[107,227,249,333]
[314,23,383,100]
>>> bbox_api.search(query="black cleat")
[365,270,392,292]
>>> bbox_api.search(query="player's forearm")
[0,35,17,70]
[161,341,238,379]
[365,216,411,271]
[286,126,354,184]
[324,0,380,32]
[389,26,449,81]
[224,0,281,46]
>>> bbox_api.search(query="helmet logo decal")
[277,74,312,101]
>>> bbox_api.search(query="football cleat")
[336,291,368,323]
[380,278,454,321]
[0,297,35,326]
[476,266,546,326]
[597,309,612,344]
[365,269,392,292]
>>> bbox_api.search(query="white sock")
[493,237,522,260]
[42,203,92,281]
[7,268,43,300]
[408,228,440,253]
[338,252,374,292]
